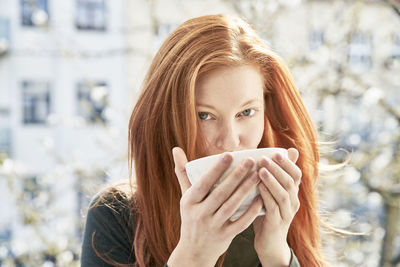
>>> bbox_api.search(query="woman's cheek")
[199,123,215,146]
[247,116,264,147]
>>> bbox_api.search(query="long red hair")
[129,14,326,266]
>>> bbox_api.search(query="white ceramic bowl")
[185,148,288,220]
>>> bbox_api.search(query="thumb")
[172,147,192,194]
[288,148,299,163]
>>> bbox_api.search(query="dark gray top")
[81,188,300,266]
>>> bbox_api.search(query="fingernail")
[244,158,254,168]
[264,158,270,167]
[261,168,269,179]
[276,153,283,162]
[221,153,230,162]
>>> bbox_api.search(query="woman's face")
[195,64,265,156]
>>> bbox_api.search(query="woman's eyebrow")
[196,103,215,109]
[239,99,263,108]
[196,99,263,109]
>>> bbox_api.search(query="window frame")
[75,0,106,31]
[76,80,109,124]
[20,0,49,27]
[22,80,52,125]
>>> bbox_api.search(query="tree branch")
[388,0,400,16]
[379,98,400,123]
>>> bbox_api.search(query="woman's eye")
[198,112,211,120]
[240,109,255,117]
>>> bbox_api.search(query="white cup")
[185,148,288,220]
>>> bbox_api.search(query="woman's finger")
[259,156,300,192]
[204,158,254,213]
[172,147,192,194]
[259,157,301,214]
[259,167,292,222]
[257,181,279,219]
[213,170,260,223]
[273,153,302,187]
[224,194,263,237]
[187,152,234,203]
[287,148,299,163]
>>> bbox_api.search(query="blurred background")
[0,0,399,266]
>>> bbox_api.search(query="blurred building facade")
[0,0,129,263]
[0,0,128,173]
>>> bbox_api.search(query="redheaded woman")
[81,14,327,267]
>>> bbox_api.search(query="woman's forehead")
[195,65,264,104]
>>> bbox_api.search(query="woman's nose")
[215,121,240,151]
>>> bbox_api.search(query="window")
[348,32,372,72]
[0,128,11,157]
[22,81,51,124]
[384,34,400,69]
[392,34,400,60]
[77,81,108,124]
[309,29,324,50]
[23,176,40,200]
[21,0,49,27]
[0,109,11,156]
[76,0,106,31]
[0,18,10,55]
[0,228,11,242]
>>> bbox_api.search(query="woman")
[81,14,327,266]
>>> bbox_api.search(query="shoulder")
[81,181,138,266]
[90,182,134,215]
[87,181,137,238]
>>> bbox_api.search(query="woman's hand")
[168,147,264,267]
[253,148,302,267]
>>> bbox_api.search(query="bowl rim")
[185,147,288,168]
